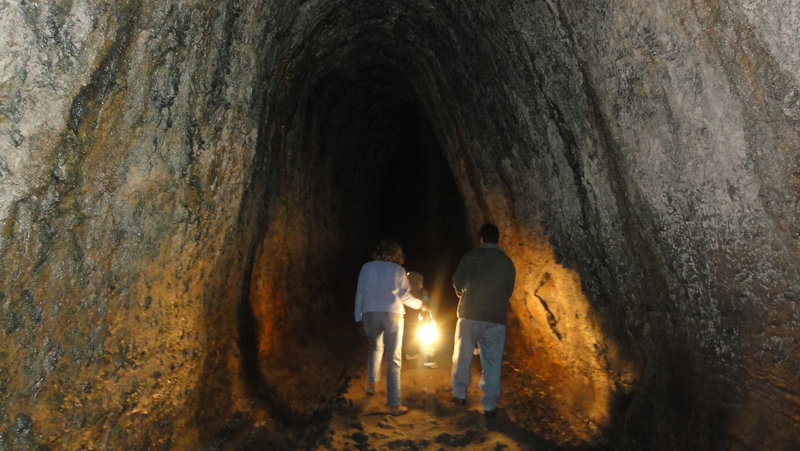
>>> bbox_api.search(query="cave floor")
[315,358,542,450]
[313,319,556,450]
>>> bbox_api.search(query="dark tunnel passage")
[226,3,800,447]
[239,60,474,427]
[1,1,799,450]
[233,4,635,446]
[373,103,471,311]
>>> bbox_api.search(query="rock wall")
[1,0,798,449]
[519,2,800,448]
[0,1,274,448]
[430,1,800,448]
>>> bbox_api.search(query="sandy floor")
[313,319,551,450]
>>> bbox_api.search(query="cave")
[0,1,798,450]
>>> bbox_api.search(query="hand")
[356,321,366,337]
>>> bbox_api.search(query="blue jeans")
[363,312,404,406]
[451,318,506,411]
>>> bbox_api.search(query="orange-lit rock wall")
[407,2,799,448]
[443,2,799,449]
[503,228,635,444]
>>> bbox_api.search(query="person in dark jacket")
[450,223,516,418]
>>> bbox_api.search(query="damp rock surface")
[1,1,798,450]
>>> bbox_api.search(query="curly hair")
[372,239,405,264]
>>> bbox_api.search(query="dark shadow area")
[236,256,262,397]
[374,103,472,314]
[293,64,473,328]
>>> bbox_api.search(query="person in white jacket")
[354,239,425,416]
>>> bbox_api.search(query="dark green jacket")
[453,244,516,325]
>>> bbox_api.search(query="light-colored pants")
[451,317,506,411]
[363,312,404,406]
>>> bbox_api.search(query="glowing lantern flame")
[416,322,440,346]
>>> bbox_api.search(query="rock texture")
[0,2,272,448]
[1,0,798,449]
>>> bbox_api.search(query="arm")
[400,291,424,310]
[397,268,424,310]
[452,254,469,298]
[354,265,367,322]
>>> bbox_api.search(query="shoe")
[452,397,466,406]
[423,362,439,369]
[366,382,375,396]
[484,409,497,419]
[389,405,409,416]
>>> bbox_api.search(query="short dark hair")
[478,223,500,244]
[372,239,405,264]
